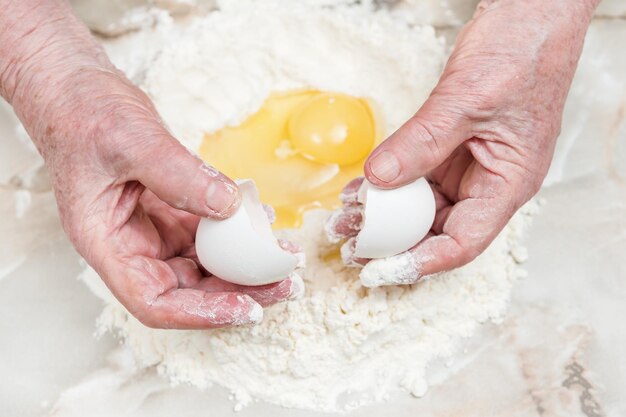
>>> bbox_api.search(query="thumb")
[364,94,472,188]
[127,132,240,219]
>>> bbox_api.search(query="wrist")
[476,0,600,22]
[0,1,114,139]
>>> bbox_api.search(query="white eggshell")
[354,178,436,259]
[195,179,298,286]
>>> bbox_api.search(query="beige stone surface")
[1,2,624,416]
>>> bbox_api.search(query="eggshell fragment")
[354,178,435,259]
[195,179,298,286]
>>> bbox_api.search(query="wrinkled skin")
[0,0,600,326]
[327,0,600,286]
[0,1,302,329]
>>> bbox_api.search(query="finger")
[263,204,276,224]
[340,237,369,268]
[431,188,453,234]
[103,256,262,329]
[246,273,305,305]
[431,205,452,235]
[359,251,419,288]
[359,197,512,287]
[193,273,304,307]
[364,94,472,188]
[126,131,241,219]
[277,239,306,268]
[325,205,363,243]
[150,290,263,328]
[139,191,201,249]
[433,186,452,212]
[277,238,301,253]
[166,257,203,288]
[340,177,365,205]
[412,197,512,276]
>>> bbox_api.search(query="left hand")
[0,0,303,329]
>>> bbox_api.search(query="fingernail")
[229,295,264,326]
[247,300,264,324]
[288,273,305,300]
[206,179,239,217]
[263,204,276,224]
[359,252,421,288]
[324,210,345,244]
[340,238,367,267]
[325,206,364,244]
[369,151,401,183]
[339,177,365,204]
[277,239,306,267]
[294,251,306,268]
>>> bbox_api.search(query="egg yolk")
[199,90,380,229]
[288,93,375,166]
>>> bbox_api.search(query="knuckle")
[340,176,365,204]
[509,172,542,207]
[133,305,166,329]
[451,240,483,269]
[90,108,159,171]
[461,245,482,264]
[436,74,493,115]
[527,175,544,197]
[401,116,443,163]
[64,71,167,177]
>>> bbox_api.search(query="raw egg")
[199,91,380,229]
[288,93,375,166]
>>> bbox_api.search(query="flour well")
[81,0,537,412]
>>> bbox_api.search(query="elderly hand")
[327,0,600,287]
[0,1,302,328]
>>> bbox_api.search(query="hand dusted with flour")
[0,0,298,329]
[81,0,537,411]
[355,0,600,284]
[328,0,599,286]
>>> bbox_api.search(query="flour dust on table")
[81,0,538,412]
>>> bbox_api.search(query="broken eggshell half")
[354,178,436,259]
[195,179,299,286]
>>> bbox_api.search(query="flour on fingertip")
[247,301,264,324]
[288,273,305,300]
[359,252,421,288]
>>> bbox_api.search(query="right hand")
[326,0,598,287]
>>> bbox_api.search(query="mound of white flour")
[81,0,537,412]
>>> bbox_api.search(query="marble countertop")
[0,2,625,416]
